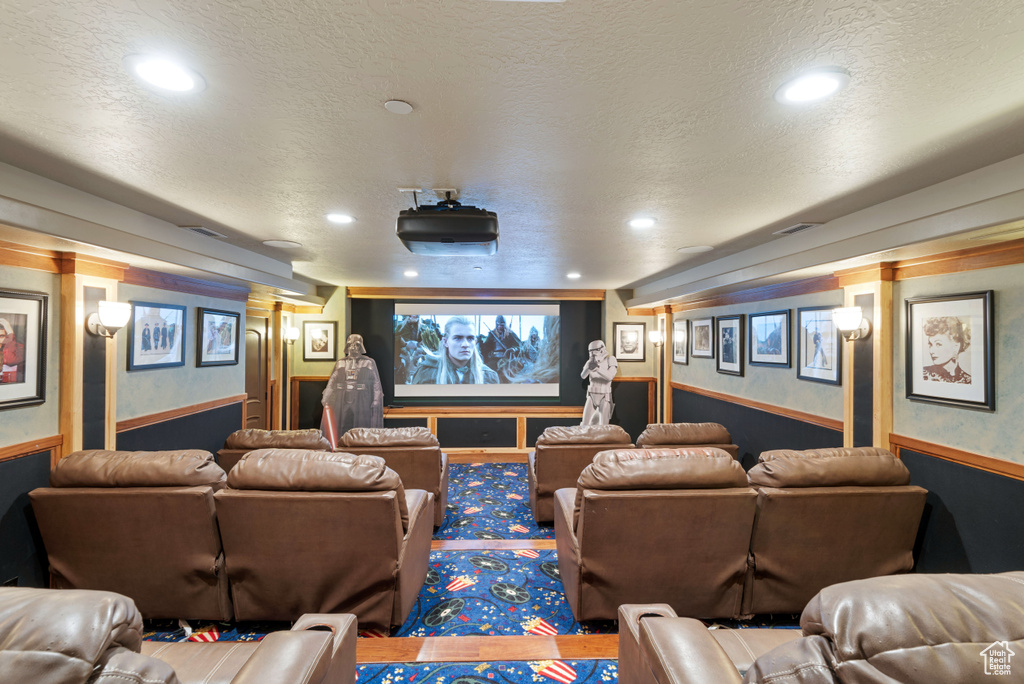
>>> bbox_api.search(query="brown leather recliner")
[620,571,1024,683]
[217,428,333,471]
[0,586,357,684]
[527,424,633,523]
[742,446,928,616]
[338,427,449,527]
[29,450,232,621]
[636,422,740,459]
[554,448,757,621]
[214,449,433,629]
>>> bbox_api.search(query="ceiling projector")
[396,196,498,256]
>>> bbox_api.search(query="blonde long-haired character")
[411,317,499,385]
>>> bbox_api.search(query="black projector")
[396,200,498,256]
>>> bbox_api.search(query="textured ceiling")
[2,0,1024,292]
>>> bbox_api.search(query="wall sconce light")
[832,306,871,341]
[86,300,132,337]
[284,326,300,344]
[648,330,664,346]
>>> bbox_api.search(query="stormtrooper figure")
[321,334,383,445]
[581,339,617,425]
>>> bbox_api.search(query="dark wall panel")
[383,417,429,429]
[672,387,843,470]
[852,293,873,447]
[559,301,602,406]
[610,382,651,444]
[296,379,328,430]
[901,449,1024,573]
[525,417,581,446]
[349,298,396,407]
[116,402,243,455]
[82,286,106,450]
[0,452,51,588]
[436,418,517,448]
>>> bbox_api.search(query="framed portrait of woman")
[905,291,994,411]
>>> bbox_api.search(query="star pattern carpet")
[434,463,554,541]
[356,660,618,683]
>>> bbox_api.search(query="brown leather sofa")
[619,571,1024,683]
[214,449,433,629]
[0,586,357,684]
[338,426,449,527]
[527,424,633,523]
[555,447,757,620]
[636,422,740,459]
[29,449,232,621]
[217,428,333,471]
[742,446,927,615]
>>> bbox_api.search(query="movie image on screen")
[394,304,560,398]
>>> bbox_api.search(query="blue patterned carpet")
[358,660,617,683]
[434,463,554,540]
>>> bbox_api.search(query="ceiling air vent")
[773,222,822,237]
[181,225,226,239]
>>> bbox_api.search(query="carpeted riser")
[435,463,553,540]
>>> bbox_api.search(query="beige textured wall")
[670,289,845,420]
[893,263,1024,464]
[290,288,348,378]
[604,289,656,378]
[0,267,61,445]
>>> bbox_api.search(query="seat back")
[217,428,332,471]
[743,447,927,615]
[569,448,756,619]
[636,422,739,458]
[28,450,231,621]
[215,449,409,625]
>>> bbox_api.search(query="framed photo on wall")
[127,301,186,371]
[303,320,338,362]
[613,322,646,361]
[690,318,714,358]
[197,308,240,367]
[0,289,47,410]
[905,290,994,411]
[716,315,743,376]
[672,318,688,365]
[748,310,790,368]
[796,306,841,385]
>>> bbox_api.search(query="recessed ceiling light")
[124,55,206,92]
[473,266,483,271]
[262,240,302,249]
[404,270,419,277]
[629,217,656,229]
[677,245,714,254]
[567,272,581,279]
[384,100,414,114]
[774,67,850,104]
[326,213,354,224]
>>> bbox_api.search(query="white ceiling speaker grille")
[773,222,822,236]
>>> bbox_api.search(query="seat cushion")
[339,427,439,448]
[50,450,225,488]
[636,422,732,447]
[224,428,332,451]
[748,447,910,488]
[535,424,632,446]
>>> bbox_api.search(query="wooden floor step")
[357,634,618,663]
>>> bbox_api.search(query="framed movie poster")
[716,315,743,376]
[748,309,790,368]
[796,306,840,385]
[690,318,714,359]
[303,320,338,362]
[672,318,688,365]
[197,308,240,367]
[127,302,186,371]
[905,291,994,411]
[0,289,47,410]
[613,322,646,361]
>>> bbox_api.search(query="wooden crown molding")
[0,241,62,274]
[668,274,840,314]
[347,287,606,301]
[123,267,250,302]
[835,262,895,287]
[59,252,128,281]
[889,433,1024,482]
[893,235,1024,281]
[672,382,844,432]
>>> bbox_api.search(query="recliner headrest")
[50,450,225,488]
[223,428,332,451]
[536,424,632,446]
[748,447,910,487]
[339,426,439,448]
[636,422,732,447]
[580,448,748,490]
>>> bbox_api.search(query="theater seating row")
[29,448,432,629]
[554,445,928,620]
[0,586,357,684]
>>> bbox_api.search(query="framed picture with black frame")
[127,301,186,371]
[690,317,714,359]
[0,289,47,410]
[748,309,790,368]
[303,320,338,362]
[905,290,994,411]
[196,308,240,367]
[796,306,841,385]
[613,322,646,361]
[672,318,688,365]
[716,315,743,376]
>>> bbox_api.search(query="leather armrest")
[640,617,743,684]
[402,489,432,542]
[618,604,678,647]
[553,488,579,551]
[230,630,334,684]
[292,614,357,684]
[618,604,677,684]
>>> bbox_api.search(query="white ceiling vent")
[181,225,226,239]
[773,222,822,237]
